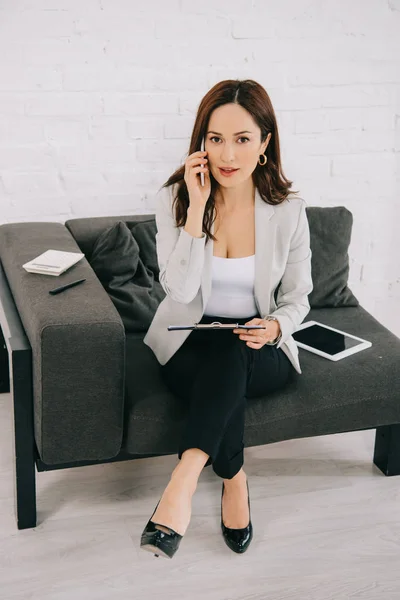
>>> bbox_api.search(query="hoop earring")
[258,153,267,166]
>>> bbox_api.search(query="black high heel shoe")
[221,478,253,553]
[140,498,185,559]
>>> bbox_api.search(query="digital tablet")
[291,320,372,361]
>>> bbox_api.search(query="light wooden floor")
[1,391,400,600]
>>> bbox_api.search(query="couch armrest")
[0,222,125,465]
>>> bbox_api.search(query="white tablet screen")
[292,324,363,356]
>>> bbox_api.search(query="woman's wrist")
[264,316,282,345]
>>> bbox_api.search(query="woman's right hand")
[184,150,211,207]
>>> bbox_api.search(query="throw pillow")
[89,220,165,332]
[306,206,359,307]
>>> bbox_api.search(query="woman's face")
[205,103,271,188]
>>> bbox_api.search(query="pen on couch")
[49,278,86,295]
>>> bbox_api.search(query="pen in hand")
[49,278,86,295]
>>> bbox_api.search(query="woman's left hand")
[232,318,281,349]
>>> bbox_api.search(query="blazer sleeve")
[155,184,207,304]
[266,198,313,348]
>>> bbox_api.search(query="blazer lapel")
[201,188,276,317]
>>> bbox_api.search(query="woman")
[140,79,313,559]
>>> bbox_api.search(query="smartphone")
[200,136,205,187]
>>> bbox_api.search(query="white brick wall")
[0,0,399,336]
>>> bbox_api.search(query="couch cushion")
[307,206,358,308]
[121,305,400,456]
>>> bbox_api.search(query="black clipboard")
[168,322,267,331]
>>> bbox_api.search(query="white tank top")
[203,254,258,318]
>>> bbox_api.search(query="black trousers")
[160,312,295,480]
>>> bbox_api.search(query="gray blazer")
[143,183,313,374]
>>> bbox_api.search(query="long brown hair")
[159,79,299,243]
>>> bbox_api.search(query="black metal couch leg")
[12,351,37,529]
[14,445,37,530]
[373,424,400,476]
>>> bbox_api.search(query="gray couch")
[1,207,400,530]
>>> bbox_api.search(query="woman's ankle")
[170,448,209,491]
[170,465,200,495]
[223,467,246,487]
